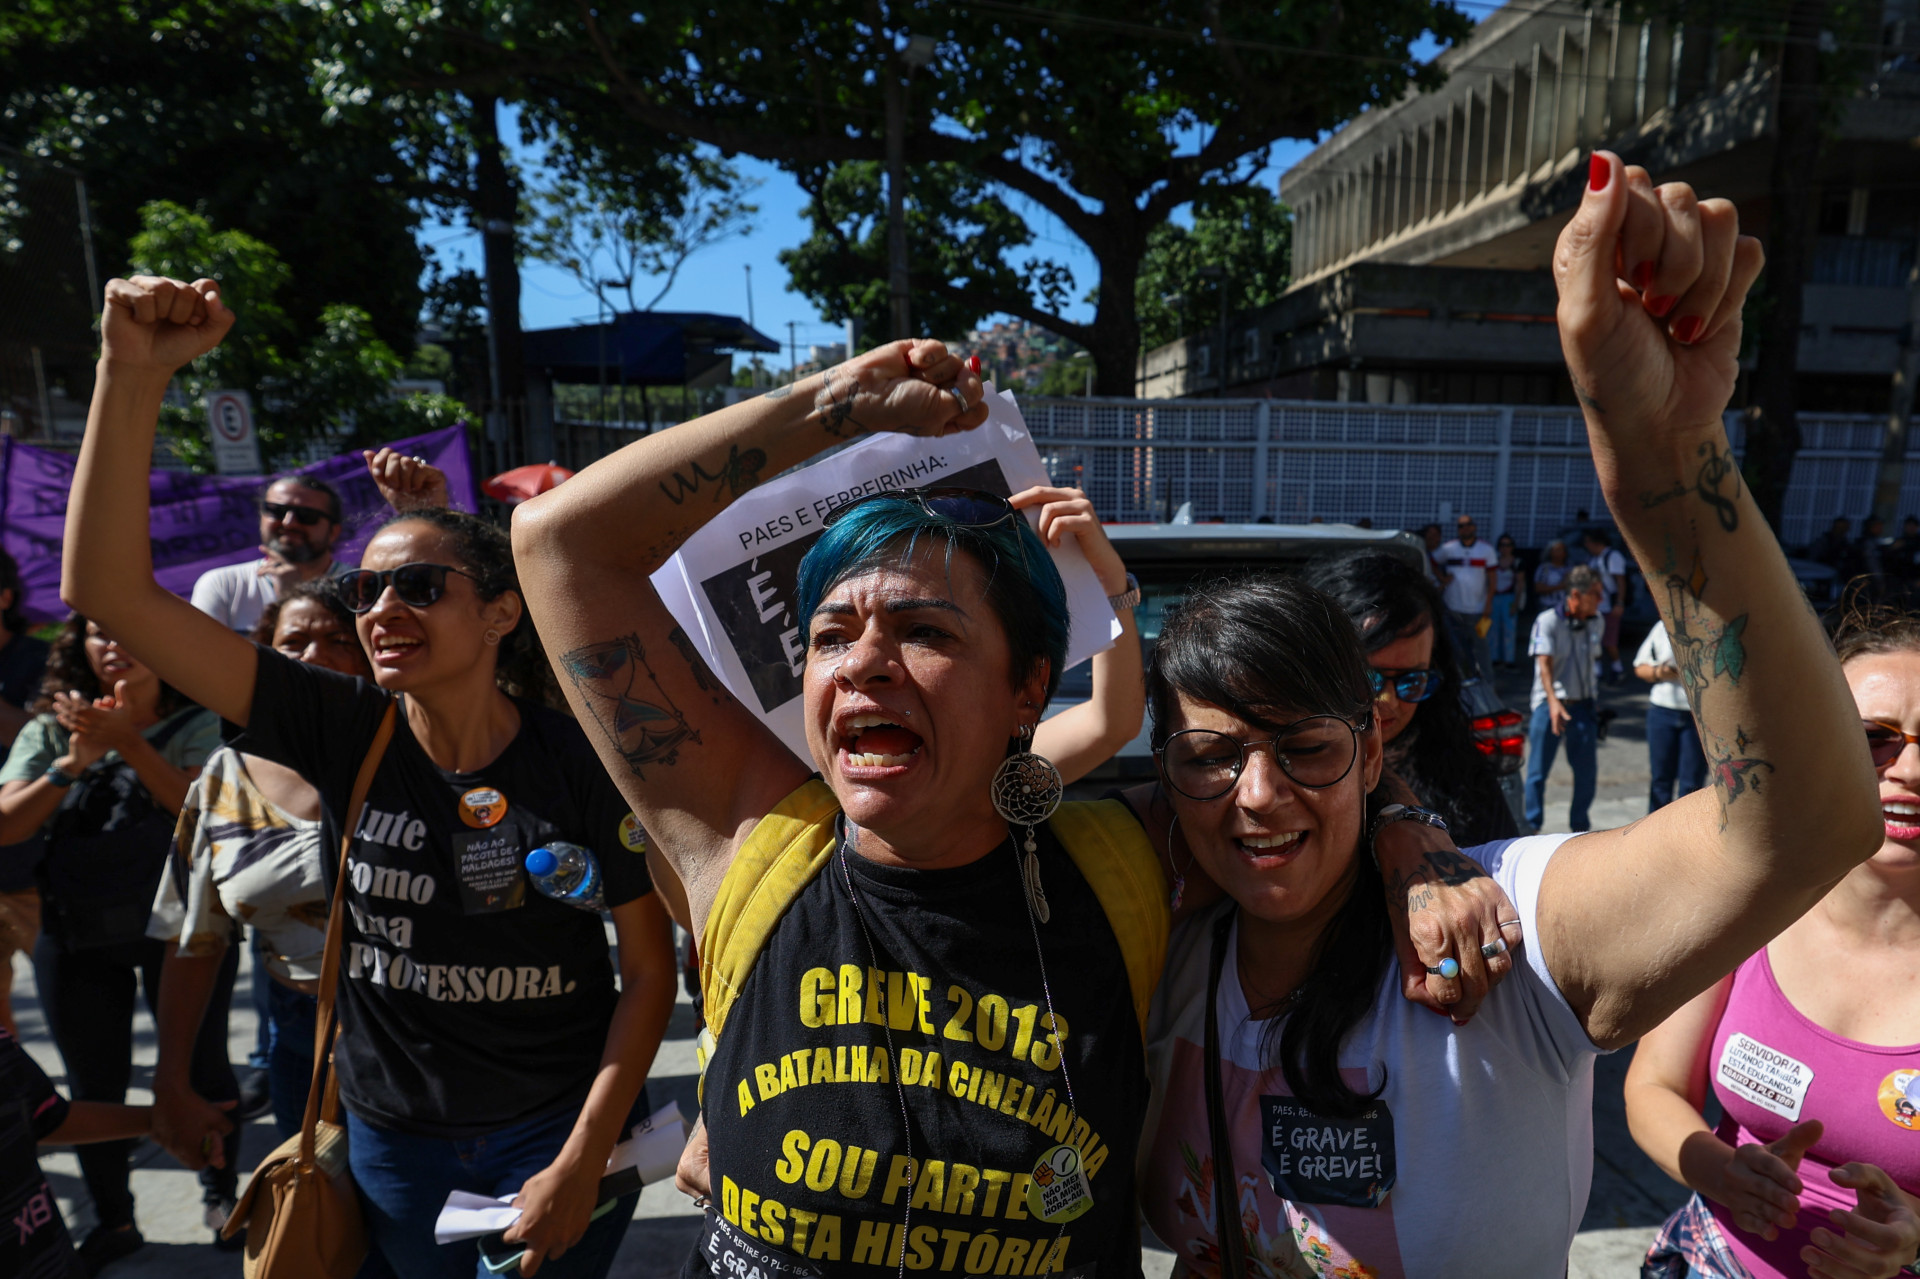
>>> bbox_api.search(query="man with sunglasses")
[1523,566,1604,831]
[189,476,349,634]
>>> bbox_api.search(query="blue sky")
[417,32,1447,358]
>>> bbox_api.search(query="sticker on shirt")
[700,1210,824,1279]
[1716,1032,1813,1122]
[451,828,529,914]
[459,787,507,829]
[618,811,649,854]
[1026,1143,1095,1223]
[1260,1096,1394,1209]
[1876,1069,1920,1130]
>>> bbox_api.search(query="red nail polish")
[1589,155,1610,191]
[967,354,981,376]
[1647,294,1678,318]
[1673,315,1703,344]
[1631,262,1654,291]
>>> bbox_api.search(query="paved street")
[15,665,1686,1278]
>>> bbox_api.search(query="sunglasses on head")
[261,501,331,527]
[338,563,480,614]
[1368,666,1445,703]
[822,487,1017,530]
[1865,720,1920,769]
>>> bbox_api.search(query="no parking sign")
[205,389,262,475]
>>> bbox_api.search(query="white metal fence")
[1023,398,1896,549]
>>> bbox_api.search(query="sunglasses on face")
[1157,717,1364,801]
[822,487,1017,530]
[1368,666,1445,703]
[1865,720,1920,769]
[338,563,480,614]
[261,501,331,527]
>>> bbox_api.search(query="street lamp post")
[886,33,938,341]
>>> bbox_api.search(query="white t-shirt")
[1590,547,1627,616]
[189,558,349,634]
[1434,539,1493,614]
[1633,624,1691,712]
[1140,835,1597,1279]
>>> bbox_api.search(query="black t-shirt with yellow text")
[703,821,1146,1279]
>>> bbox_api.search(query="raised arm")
[512,343,987,932]
[1536,154,1882,1048]
[62,278,258,726]
[1020,487,1144,784]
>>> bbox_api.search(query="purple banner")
[0,424,478,624]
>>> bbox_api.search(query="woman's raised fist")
[100,275,234,374]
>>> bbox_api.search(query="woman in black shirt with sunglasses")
[1306,551,1519,845]
[61,275,677,1279]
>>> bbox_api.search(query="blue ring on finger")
[1426,957,1461,980]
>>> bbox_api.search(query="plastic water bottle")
[525,842,605,913]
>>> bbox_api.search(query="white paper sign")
[1716,1031,1814,1122]
[432,1102,689,1243]
[652,388,1120,763]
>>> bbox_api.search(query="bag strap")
[1204,908,1247,1279]
[297,702,398,1170]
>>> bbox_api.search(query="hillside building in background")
[1137,0,1920,406]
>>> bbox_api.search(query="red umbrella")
[483,462,574,505]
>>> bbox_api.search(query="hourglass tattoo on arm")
[560,635,701,777]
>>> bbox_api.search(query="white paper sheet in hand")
[432,1103,690,1243]
[651,387,1119,763]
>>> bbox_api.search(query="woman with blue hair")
[512,339,1511,1278]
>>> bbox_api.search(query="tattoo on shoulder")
[659,444,767,506]
[560,635,700,777]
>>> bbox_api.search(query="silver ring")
[1498,918,1523,931]
[948,385,969,414]
[410,455,426,464]
[691,1194,711,1210]
[1481,938,1509,959]
[1425,958,1460,979]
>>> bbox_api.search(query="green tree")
[1134,189,1293,352]
[779,162,1049,344]
[0,0,427,355]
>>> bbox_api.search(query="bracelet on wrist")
[1107,572,1141,613]
[1367,804,1449,869]
[43,763,80,788]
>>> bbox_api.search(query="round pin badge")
[459,787,507,829]
[618,812,649,854]
[1878,1069,1920,1130]
[1025,1144,1094,1224]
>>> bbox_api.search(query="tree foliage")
[1134,187,1294,350]
[0,0,427,354]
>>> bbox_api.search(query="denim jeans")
[1488,592,1519,665]
[263,978,319,1140]
[1646,703,1707,811]
[347,1097,644,1279]
[1524,699,1599,831]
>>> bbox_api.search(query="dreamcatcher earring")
[991,722,1063,924]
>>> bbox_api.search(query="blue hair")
[795,497,1071,701]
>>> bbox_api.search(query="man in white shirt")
[1633,621,1704,811]
[1524,567,1604,832]
[1582,527,1631,682]
[1434,513,1495,681]
[190,475,348,634]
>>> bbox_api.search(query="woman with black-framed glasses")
[61,276,678,1279]
[1305,550,1519,847]
[1134,155,1887,1277]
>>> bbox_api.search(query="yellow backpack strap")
[699,778,842,1057]
[1052,798,1169,1039]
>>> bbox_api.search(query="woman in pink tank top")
[1627,607,1920,1278]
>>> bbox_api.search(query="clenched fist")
[100,276,234,374]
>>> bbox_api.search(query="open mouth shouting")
[837,710,926,773]
[370,631,425,668]
[1884,797,1920,843]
